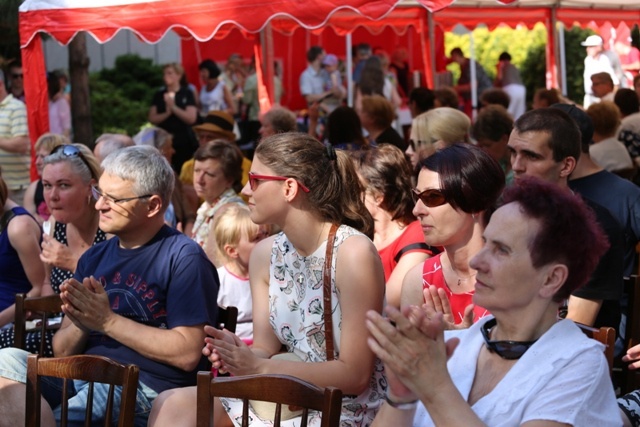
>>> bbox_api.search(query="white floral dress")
[221,225,386,426]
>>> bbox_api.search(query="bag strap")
[393,242,441,263]
[323,223,338,361]
[0,210,16,235]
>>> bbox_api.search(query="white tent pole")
[559,23,567,96]
[346,32,353,107]
[469,31,478,121]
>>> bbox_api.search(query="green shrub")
[90,54,164,136]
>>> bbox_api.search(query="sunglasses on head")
[51,145,96,180]
[411,188,447,208]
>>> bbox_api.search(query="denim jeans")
[0,347,157,427]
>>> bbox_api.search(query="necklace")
[480,318,538,360]
[446,262,477,286]
[455,273,476,286]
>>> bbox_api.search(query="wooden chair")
[196,373,342,427]
[216,305,238,334]
[14,293,63,356]
[576,322,616,376]
[26,354,139,427]
[618,275,640,394]
[613,166,637,182]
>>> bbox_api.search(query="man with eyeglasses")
[0,146,219,426]
[0,68,29,204]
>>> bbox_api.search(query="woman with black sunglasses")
[402,144,504,328]
[368,177,619,426]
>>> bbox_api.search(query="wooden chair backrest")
[14,293,62,356]
[576,322,615,375]
[216,305,238,334]
[196,373,342,427]
[25,354,139,427]
[620,275,640,394]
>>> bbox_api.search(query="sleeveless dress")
[0,207,37,311]
[200,81,228,116]
[421,254,489,325]
[0,222,106,355]
[221,225,386,426]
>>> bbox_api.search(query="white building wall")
[43,30,181,72]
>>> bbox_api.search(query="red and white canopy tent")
[18,0,640,147]
[433,0,640,90]
[18,0,453,149]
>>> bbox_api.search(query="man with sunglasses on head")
[0,68,29,205]
[0,146,219,426]
[507,107,625,332]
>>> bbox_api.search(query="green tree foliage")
[90,54,164,136]
[0,0,20,62]
[444,23,599,106]
[562,26,596,104]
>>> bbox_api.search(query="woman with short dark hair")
[402,143,505,327]
[368,176,619,426]
[199,59,235,117]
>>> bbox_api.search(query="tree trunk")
[69,32,93,147]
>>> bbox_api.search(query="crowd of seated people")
[4,44,640,427]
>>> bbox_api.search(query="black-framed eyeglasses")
[411,188,447,208]
[248,172,310,193]
[480,318,537,360]
[11,73,23,79]
[51,145,96,180]
[91,186,153,205]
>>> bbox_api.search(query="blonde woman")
[406,107,471,167]
[23,133,70,224]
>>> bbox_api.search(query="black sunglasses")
[411,188,447,208]
[11,73,23,79]
[481,318,538,360]
[51,145,96,180]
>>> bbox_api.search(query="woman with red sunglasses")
[149,133,387,427]
[401,143,504,328]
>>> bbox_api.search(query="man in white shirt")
[582,35,619,108]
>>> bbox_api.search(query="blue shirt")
[74,225,219,393]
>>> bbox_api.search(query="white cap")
[581,35,603,47]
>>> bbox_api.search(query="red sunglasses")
[248,173,310,193]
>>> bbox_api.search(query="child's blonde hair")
[212,203,265,263]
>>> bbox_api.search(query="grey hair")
[133,127,172,150]
[94,133,134,161]
[101,145,174,211]
[43,143,102,184]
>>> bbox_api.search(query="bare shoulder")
[337,233,379,263]
[249,234,277,277]
[401,262,426,308]
[7,213,40,235]
[253,234,277,258]
[336,233,385,294]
